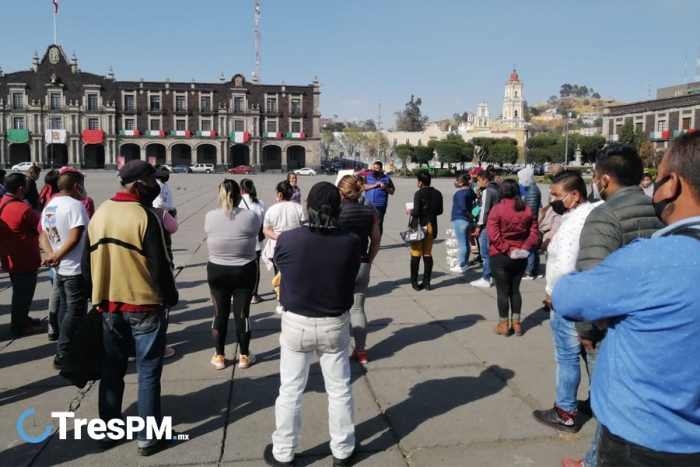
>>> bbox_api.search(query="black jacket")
[410,186,443,237]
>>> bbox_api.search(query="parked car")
[191,163,215,174]
[159,164,172,173]
[172,165,192,173]
[294,167,316,176]
[228,165,252,174]
[12,161,34,172]
[533,164,544,176]
[355,168,372,177]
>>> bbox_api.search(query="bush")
[436,169,453,178]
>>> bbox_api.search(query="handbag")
[400,225,428,244]
[59,307,105,389]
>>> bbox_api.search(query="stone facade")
[0,45,321,171]
[602,93,700,149]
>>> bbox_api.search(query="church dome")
[509,70,519,82]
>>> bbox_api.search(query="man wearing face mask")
[82,159,178,456]
[25,165,42,211]
[532,170,600,433]
[554,131,700,467]
[640,171,653,197]
[363,161,395,237]
[559,144,662,467]
[39,168,90,370]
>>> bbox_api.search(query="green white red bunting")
[262,132,282,138]
[230,131,250,143]
[171,130,191,137]
[146,130,165,137]
[196,131,217,137]
[119,130,140,136]
[286,132,306,139]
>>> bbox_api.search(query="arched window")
[514,110,519,118]
[514,91,518,98]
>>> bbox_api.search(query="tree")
[364,131,390,161]
[489,139,519,165]
[577,135,606,162]
[433,141,462,168]
[320,130,336,160]
[394,144,413,174]
[361,119,377,132]
[639,140,659,168]
[412,146,434,166]
[337,127,366,160]
[592,92,601,99]
[618,118,647,151]
[395,95,429,131]
[324,121,345,132]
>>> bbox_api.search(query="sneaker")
[138,436,172,457]
[470,278,492,288]
[351,349,368,365]
[333,450,356,467]
[11,324,44,338]
[263,443,294,467]
[211,354,226,370]
[449,265,469,273]
[128,356,136,362]
[238,353,256,369]
[523,274,535,280]
[48,326,58,341]
[52,354,65,370]
[164,346,176,359]
[251,294,263,304]
[532,405,580,433]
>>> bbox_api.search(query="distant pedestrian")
[39,168,90,370]
[470,170,500,288]
[25,165,41,211]
[338,174,381,365]
[265,181,361,467]
[39,169,59,211]
[239,178,267,304]
[83,160,178,456]
[518,167,543,279]
[363,161,395,237]
[450,173,476,273]
[407,171,443,291]
[640,171,653,197]
[486,179,539,336]
[261,181,307,273]
[287,172,302,204]
[0,173,43,337]
[205,179,260,370]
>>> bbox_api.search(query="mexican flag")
[263,132,282,138]
[171,130,191,137]
[232,131,250,143]
[286,132,306,139]
[196,131,217,137]
[146,130,164,137]
[119,130,140,136]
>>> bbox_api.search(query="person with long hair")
[287,172,302,204]
[337,174,381,364]
[406,171,443,291]
[238,178,267,304]
[486,179,540,336]
[450,173,477,273]
[261,180,307,272]
[205,179,260,370]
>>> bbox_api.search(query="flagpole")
[53,10,56,44]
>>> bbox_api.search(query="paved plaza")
[0,171,594,466]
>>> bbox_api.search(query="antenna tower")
[695,47,700,83]
[254,0,261,84]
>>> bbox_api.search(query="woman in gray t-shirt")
[205,179,259,371]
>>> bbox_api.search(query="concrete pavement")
[0,171,594,466]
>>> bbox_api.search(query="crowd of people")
[1,130,699,465]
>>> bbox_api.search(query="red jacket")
[486,198,540,257]
[0,195,41,273]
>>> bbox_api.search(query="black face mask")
[549,193,572,216]
[652,175,679,223]
[141,184,161,206]
[373,170,382,178]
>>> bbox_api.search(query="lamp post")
[524,127,529,165]
[564,112,571,167]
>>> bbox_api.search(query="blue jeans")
[585,423,602,467]
[550,309,581,414]
[99,308,167,446]
[453,219,471,267]
[478,229,491,280]
[526,248,541,275]
[56,273,88,357]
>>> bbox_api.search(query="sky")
[1,0,699,127]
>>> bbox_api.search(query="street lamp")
[524,127,529,165]
[564,112,571,167]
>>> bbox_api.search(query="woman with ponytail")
[238,178,267,304]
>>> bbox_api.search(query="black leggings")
[207,260,257,356]
[253,251,261,296]
[490,253,527,321]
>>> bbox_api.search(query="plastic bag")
[445,228,455,237]
[446,256,460,267]
[445,238,459,248]
[446,248,461,258]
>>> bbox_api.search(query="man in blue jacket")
[363,161,395,237]
[552,131,700,466]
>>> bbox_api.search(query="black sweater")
[275,226,361,318]
[410,187,444,237]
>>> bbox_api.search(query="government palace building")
[0,45,321,171]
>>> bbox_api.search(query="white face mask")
[592,178,605,200]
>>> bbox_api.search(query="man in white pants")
[264,182,362,467]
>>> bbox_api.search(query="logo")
[17,410,187,444]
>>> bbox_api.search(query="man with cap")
[82,160,178,456]
[468,167,484,191]
[264,182,362,467]
[39,167,90,370]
